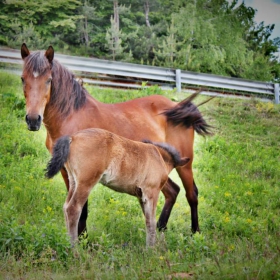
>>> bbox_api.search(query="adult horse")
[20,43,211,236]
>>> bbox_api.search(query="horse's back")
[115,94,176,113]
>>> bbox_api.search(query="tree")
[0,0,83,48]
[0,0,279,81]
[105,16,124,60]
[78,1,96,48]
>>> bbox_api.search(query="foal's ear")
[45,46,54,64]
[177,157,190,167]
[21,43,30,59]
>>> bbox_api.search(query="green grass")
[0,71,279,279]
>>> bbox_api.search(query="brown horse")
[20,43,211,236]
[45,128,190,246]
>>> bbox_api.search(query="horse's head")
[21,43,54,131]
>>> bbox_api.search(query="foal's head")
[143,140,190,170]
[21,43,53,131]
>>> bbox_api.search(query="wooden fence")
[0,47,279,104]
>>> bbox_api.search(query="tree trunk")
[144,0,151,28]
[114,0,119,31]
[84,17,89,47]
[113,0,119,55]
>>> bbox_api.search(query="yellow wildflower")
[228,245,235,251]
[224,217,230,223]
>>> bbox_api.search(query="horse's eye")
[46,78,52,85]
[21,77,25,84]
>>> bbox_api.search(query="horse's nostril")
[38,115,41,122]
[25,115,29,122]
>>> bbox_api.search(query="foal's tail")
[45,136,71,179]
[163,91,213,136]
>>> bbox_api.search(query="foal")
[46,128,189,246]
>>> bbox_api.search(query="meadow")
[0,70,279,279]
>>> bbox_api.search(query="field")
[0,70,279,279]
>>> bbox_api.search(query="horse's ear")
[177,157,190,167]
[21,43,30,59]
[45,46,54,64]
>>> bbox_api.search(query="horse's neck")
[43,92,101,139]
[43,104,64,138]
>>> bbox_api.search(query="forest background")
[0,0,280,83]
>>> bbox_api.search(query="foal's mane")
[142,140,182,166]
[23,51,87,117]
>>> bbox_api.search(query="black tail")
[163,91,212,136]
[45,136,71,178]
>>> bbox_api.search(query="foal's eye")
[21,77,25,84]
[46,78,52,85]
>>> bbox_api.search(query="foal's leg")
[63,173,76,234]
[60,167,88,236]
[140,189,160,247]
[157,178,180,231]
[65,183,93,245]
[177,167,200,233]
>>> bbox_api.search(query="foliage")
[0,0,280,81]
[0,71,280,279]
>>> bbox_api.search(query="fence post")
[274,84,279,104]
[176,69,181,92]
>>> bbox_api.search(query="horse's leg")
[60,167,88,236]
[157,178,180,231]
[177,167,200,233]
[140,188,160,247]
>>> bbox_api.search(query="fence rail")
[0,48,279,104]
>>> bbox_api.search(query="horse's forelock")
[24,51,50,77]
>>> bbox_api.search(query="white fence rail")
[0,48,279,104]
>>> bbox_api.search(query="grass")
[0,70,280,279]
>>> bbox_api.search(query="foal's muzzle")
[25,114,42,131]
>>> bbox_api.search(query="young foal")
[46,128,189,246]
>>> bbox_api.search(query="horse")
[20,43,212,237]
[45,128,190,246]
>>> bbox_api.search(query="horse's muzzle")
[25,114,42,131]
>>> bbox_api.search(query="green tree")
[78,1,96,48]
[0,0,279,81]
[0,0,82,49]
[105,16,124,60]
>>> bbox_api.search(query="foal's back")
[67,128,169,196]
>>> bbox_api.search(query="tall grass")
[0,71,279,279]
